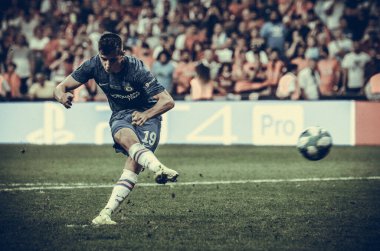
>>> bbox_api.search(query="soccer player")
[54,33,179,225]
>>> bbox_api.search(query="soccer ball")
[297,126,333,161]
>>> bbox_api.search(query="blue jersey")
[71,55,165,113]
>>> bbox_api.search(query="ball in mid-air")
[297,126,332,161]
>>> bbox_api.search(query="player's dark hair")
[98,33,123,55]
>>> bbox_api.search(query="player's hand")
[132,111,149,126]
[58,92,74,109]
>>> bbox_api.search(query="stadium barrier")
[0,101,377,146]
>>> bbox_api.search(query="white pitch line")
[66,224,90,228]
[1,176,380,192]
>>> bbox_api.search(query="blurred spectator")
[200,49,220,81]
[285,30,305,59]
[343,1,370,41]
[153,34,175,60]
[86,14,100,35]
[152,50,175,94]
[264,49,285,95]
[204,4,223,38]
[28,73,55,100]
[211,23,229,50]
[248,8,265,30]
[20,11,41,42]
[72,83,92,103]
[365,73,380,101]
[103,10,121,34]
[0,0,379,102]
[315,0,345,31]
[188,2,206,25]
[287,14,311,42]
[314,21,331,48]
[29,26,50,51]
[234,48,267,95]
[317,46,341,96]
[73,45,88,70]
[233,36,248,63]
[217,62,235,95]
[3,62,21,99]
[0,70,11,100]
[338,18,353,40]
[49,50,73,84]
[189,63,225,101]
[260,10,287,55]
[246,39,268,65]
[173,49,196,97]
[134,42,154,70]
[184,23,206,51]
[298,58,320,100]
[290,45,309,72]
[365,48,380,83]
[248,27,265,53]
[361,14,380,52]
[191,40,205,61]
[228,0,247,16]
[341,41,370,95]
[88,23,104,52]
[215,46,233,64]
[304,35,319,60]
[276,63,300,100]
[174,22,186,51]
[0,30,13,69]
[144,23,161,50]
[7,34,33,96]
[43,31,65,71]
[154,0,175,18]
[328,29,352,60]
[232,46,247,83]
[29,26,50,74]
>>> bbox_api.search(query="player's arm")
[132,90,175,126]
[55,58,93,108]
[54,75,83,109]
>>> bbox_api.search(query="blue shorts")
[110,110,161,156]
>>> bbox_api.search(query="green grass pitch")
[0,144,380,250]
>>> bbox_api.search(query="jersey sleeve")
[71,59,94,84]
[134,59,165,97]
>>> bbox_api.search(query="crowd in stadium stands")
[1,0,380,102]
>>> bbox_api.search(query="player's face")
[99,51,123,73]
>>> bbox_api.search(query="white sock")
[104,169,138,214]
[129,143,162,172]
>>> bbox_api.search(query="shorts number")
[142,131,157,146]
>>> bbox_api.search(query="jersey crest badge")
[124,83,134,92]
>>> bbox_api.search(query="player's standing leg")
[92,158,141,225]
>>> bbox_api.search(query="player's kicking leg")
[128,142,179,184]
[116,128,179,184]
[92,158,140,225]
[92,128,178,225]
